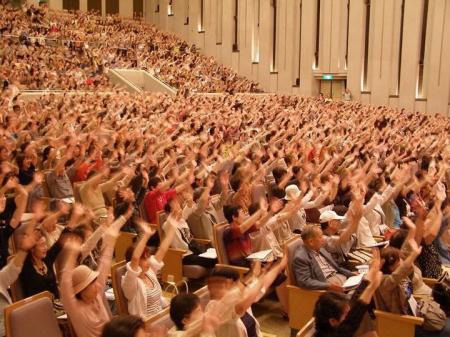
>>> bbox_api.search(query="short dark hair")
[270,185,285,199]
[389,229,408,249]
[170,293,200,330]
[320,222,329,231]
[148,176,162,190]
[223,205,241,224]
[272,167,287,183]
[125,244,154,262]
[248,202,260,216]
[380,247,401,274]
[101,315,144,337]
[314,292,349,333]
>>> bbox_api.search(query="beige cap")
[284,185,301,201]
[72,265,99,294]
[319,210,346,223]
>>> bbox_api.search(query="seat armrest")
[215,263,249,279]
[422,277,438,287]
[191,238,212,246]
[374,310,424,325]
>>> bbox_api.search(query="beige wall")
[48,0,450,116]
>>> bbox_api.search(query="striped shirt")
[312,251,337,279]
[144,272,163,316]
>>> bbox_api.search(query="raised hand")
[435,181,446,201]
[219,170,230,187]
[402,216,416,231]
[408,238,422,257]
[135,219,156,238]
[365,248,382,289]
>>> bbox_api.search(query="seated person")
[320,191,363,265]
[19,227,62,298]
[223,203,289,314]
[61,214,128,337]
[187,172,229,241]
[206,258,288,337]
[377,240,450,337]
[122,219,176,318]
[144,170,193,224]
[293,225,354,291]
[163,197,216,269]
[168,293,213,337]
[312,250,382,337]
[388,217,432,296]
[223,204,269,267]
[45,149,75,201]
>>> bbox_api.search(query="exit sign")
[322,74,334,80]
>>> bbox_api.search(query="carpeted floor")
[252,293,291,337]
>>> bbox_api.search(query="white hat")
[319,210,345,223]
[284,185,301,201]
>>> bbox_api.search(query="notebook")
[246,249,273,262]
[343,274,364,291]
[199,248,217,259]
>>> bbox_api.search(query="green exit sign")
[322,74,334,80]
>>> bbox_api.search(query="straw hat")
[72,265,99,294]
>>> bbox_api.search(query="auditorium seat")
[213,222,249,279]
[111,260,128,315]
[4,291,61,337]
[374,310,424,337]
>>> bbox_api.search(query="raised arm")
[0,231,35,287]
[422,183,445,245]
[84,166,109,190]
[337,193,363,245]
[154,221,177,263]
[129,220,156,271]
[9,181,29,229]
[195,176,214,214]
[97,214,128,286]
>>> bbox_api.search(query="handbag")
[416,298,447,331]
[432,272,450,315]
[188,240,207,255]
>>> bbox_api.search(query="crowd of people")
[0,4,261,93]
[0,2,449,337]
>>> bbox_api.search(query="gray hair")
[301,224,321,242]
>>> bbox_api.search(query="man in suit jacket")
[293,224,354,292]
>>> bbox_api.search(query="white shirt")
[121,256,169,318]
[163,214,193,255]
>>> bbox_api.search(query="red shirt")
[224,223,257,264]
[73,159,103,182]
[144,188,177,224]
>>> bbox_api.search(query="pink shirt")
[61,217,125,337]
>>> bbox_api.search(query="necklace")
[33,262,48,276]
